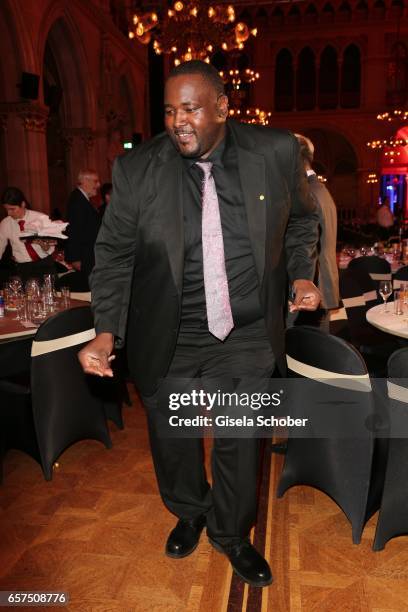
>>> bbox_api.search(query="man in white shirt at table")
[0,186,57,280]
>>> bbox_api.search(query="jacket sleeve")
[65,196,83,263]
[283,134,319,283]
[90,156,139,347]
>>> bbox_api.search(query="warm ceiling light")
[128,1,258,64]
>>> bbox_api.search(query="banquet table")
[0,298,89,342]
[366,303,408,340]
[0,299,91,377]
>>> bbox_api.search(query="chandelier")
[128,1,258,64]
[219,68,260,90]
[229,107,272,126]
[366,172,379,184]
[377,110,408,122]
[367,138,408,149]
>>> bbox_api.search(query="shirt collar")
[78,186,90,200]
[183,125,228,171]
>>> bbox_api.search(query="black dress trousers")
[142,319,276,546]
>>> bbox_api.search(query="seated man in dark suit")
[65,169,101,285]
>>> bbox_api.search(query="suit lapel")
[154,144,184,295]
[232,127,266,285]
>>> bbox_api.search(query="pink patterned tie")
[196,161,234,341]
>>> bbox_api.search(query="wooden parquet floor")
[2,387,408,612]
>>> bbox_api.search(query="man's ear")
[217,94,229,120]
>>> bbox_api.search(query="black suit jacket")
[65,188,101,278]
[91,121,319,395]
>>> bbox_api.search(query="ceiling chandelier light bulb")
[129,1,257,63]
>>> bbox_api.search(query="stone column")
[0,103,50,213]
[61,127,97,190]
[0,112,8,191]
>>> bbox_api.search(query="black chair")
[373,348,408,551]
[0,306,112,480]
[55,270,90,292]
[348,255,391,283]
[339,269,399,376]
[277,326,388,544]
[393,265,408,288]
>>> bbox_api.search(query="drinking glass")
[379,280,392,313]
[60,286,71,309]
[8,276,23,293]
[25,278,42,319]
[13,289,25,320]
[42,274,56,312]
[393,290,403,315]
[16,297,29,323]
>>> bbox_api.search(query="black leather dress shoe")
[165,516,206,558]
[209,538,273,587]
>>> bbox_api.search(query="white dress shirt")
[0,209,56,263]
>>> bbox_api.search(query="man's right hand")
[78,332,115,377]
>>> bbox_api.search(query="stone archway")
[0,2,26,198]
[303,128,359,212]
[41,15,94,214]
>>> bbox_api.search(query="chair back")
[30,306,111,479]
[279,326,384,544]
[348,255,391,282]
[388,347,408,380]
[393,265,408,288]
[55,271,90,292]
[372,347,408,550]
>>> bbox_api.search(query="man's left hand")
[289,279,321,312]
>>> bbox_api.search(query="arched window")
[288,4,301,22]
[305,4,318,23]
[275,49,294,111]
[322,2,334,22]
[319,46,338,109]
[237,9,252,26]
[296,47,316,110]
[390,0,404,15]
[373,0,385,18]
[356,0,368,18]
[386,42,408,106]
[256,8,268,19]
[340,44,361,108]
[338,1,351,21]
[271,6,284,24]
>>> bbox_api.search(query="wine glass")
[379,280,392,313]
[8,276,23,293]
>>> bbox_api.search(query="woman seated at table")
[0,187,57,281]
